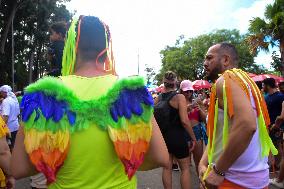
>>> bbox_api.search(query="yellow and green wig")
[61,15,116,76]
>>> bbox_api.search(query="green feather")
[23,76,153,133]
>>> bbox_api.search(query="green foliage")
[271,51,282,71]
[0,0,72,90]
[156,29,266,84]
[247,0,284,75]
[144,64,156,85]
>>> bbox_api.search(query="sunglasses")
[183,90,193,94]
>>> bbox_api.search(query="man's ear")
[223,54,230,67]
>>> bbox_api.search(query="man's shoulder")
[277,92,284,101]
[266,92,284,103]
[272,91,284,99]
[2,97,12,104]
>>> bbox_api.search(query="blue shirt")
[265,91,284,124]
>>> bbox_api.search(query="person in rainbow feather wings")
[11,15,168,189]
[199,42,277,189]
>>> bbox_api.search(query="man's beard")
[206,65,223,82]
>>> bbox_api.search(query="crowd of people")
[0,15,283,189]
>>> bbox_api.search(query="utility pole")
[11,18,15,91]
[29,52,34,84]
[137,49,140,75]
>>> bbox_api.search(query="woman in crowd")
[180,80,207,175]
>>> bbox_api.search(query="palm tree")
[246,0,284,76]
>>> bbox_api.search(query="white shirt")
[1,96,20,132]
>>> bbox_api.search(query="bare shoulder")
[216,76,224,90]
[175,93,186,102]
[169,93,184,108]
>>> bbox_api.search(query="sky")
[66,0,275,77]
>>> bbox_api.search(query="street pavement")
[15,167,279,189]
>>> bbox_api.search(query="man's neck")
[222,66,237,74]
[74,61,108,78]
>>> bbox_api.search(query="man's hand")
[275,116,284,128]
[198,164,207,188]
[205,170,224,188]
[189,140,196,152]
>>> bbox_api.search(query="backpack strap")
[165,91,178,102]
[157,91,177,103]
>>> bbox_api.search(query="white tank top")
[212,88,269,188]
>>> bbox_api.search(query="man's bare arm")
[139,117,169,170]
[199,146,208,167]
[215,77,257,173]
[11,126,37,179]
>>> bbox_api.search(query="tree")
[0,0,72,90]
[144,64,156,85]
[246,0,284,76]
[156,29,267,83]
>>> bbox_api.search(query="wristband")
[210,163,225,177]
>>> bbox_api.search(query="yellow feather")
[108,120,152,143]
[24,129,69,153]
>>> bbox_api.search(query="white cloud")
[231,0,275,69]
[66,0,275,77]
[255,51,272,69]
[232,0,273,33]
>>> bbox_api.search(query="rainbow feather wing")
[108,87,154,179]
[21,92,76,184]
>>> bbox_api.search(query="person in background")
[202,91,210,111]
[0,85,20,149]
[279,82,284,94]
[11,15,168,189]
[180,80,207,176]
[199,42,276,188]
[269,100,284,188]
[47,22,66,77]
[262,78,284,188]
[256,81,263,91]
[0,116,14,189]
[154,71,196,189]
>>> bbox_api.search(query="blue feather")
[109,86,153,123]
[110,106,118,122]
[21,92,77,125]
[52,101,65,122]
[121,92,132,119]
[66,110,76,125]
